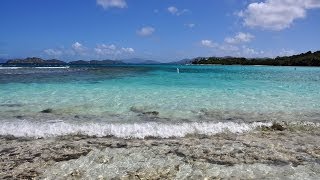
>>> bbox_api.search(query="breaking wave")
[0,120,271,139]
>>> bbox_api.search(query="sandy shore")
[1,123,320,179]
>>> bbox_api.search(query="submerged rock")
[142,111,159,116]
[130,106,160,117]
[260,122,286,131]
[271,123,285,131]
[40,108,53,113]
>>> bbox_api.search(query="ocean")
[0,64,319,138]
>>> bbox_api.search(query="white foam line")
[0,121,272,139]
[288,121,320,127]
[0,66,70,70]
[34,66,70,69]
[0,67,22,69]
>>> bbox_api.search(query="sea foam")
[0,120,271,139]
[34,66,70,69]
[0,67,22,69]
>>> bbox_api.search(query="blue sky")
[0,0,320,62]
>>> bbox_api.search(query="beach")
[1,122,320,179]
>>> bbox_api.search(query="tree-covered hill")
[192,51,320,66]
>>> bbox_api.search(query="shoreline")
[1,123,320,179]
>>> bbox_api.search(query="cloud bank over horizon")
[43,42,135,60]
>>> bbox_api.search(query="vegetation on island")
[191,51,320,66]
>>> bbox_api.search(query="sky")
[0,0,320,62]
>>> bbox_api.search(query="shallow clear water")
[1,65,320,138]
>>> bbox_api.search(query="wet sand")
[1,123,320,179]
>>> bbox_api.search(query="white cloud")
[242,46,259,56]
[218,45,262,57]
[72,42,87,55]
[94,44,134,56]
[94,44,119,55]
[168,6,178,14]
[167,6,189,16]
[185,23,195,28]
[199,38,263,57]
[43,43,134,59]
[44,49,63,56]
[44,42,88,56]
[107,44,116,50]
[72,42,83,50]
[239,0,320,30]
[137,26,155,36]
[200,40,217,48]
[97,0,127,9]
[279,49,296,56]
[225,32,255,44]
[121,47,134,53]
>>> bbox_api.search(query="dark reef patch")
[40,108,53,113]
[271,123,285,131]
[142,111,159,116]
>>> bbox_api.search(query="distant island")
[1,50,320,66]
[1,57,160,66]
[191,51,320,66]
[4,57,66,65]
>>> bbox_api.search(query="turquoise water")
[1,65,320,138]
